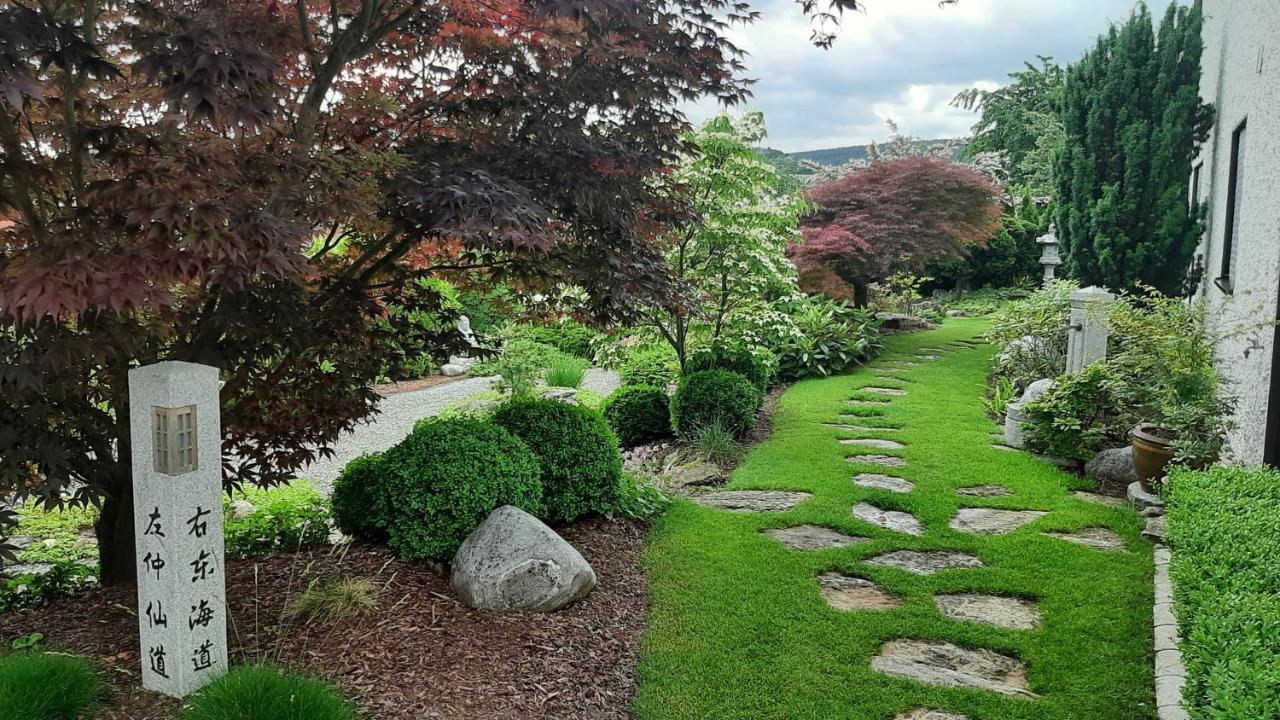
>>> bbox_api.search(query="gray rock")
[945,309,967,318]
[818,573,901,611]
[4,562,53,576]
[871,639,1039,698]
[841,438,906,450]
[228,499,256,520]
[853,473,915,494]
[934,594,1040,630]
[876,313,938,332]
[865,550,984,575]
[763,525,866,551]
[998,335,1047,364]
[1002,402,1027,449]
[853,502,923,536]
[1128,481,1166,513]
[439,363,468,377]
[7,536,34,550]
[1020,378,1056,405]
[956,485,1011,498]
[542,387,577,403]
[693,490,812,513]
[948,508,1046,536]
[847,454,907,468]
[1043,527,1127,552]
[663,462,725,490]
[1086,446,1139,484]
[1143,516,1167,541]
[451,506,596,613]
[864,387,908,396]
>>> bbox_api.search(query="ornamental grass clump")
[284,577,377,625]
[0,651,104,720]
[543,357,587,388]
[180,664,357,720]
[601,385,673,448]
[493,398,622,523]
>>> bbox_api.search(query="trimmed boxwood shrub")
[687,343,777,391]
[0,652,103,720]
[330,452,388,542]
[619,345,679,388]
[601,385,673,447]
[378,417,543,562]
[181,664,356,720]
[1165,465,1280,719]
[493,398,622,523]
[671,369,762,439]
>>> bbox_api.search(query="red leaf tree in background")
[789,156,1003,305]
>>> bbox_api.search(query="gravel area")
[301,369,619,494]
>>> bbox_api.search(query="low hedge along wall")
[1164,465,1280,720]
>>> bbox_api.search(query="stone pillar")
[129,362,228,698]
[1066,287,1115,374]
[1038,227,1061,286]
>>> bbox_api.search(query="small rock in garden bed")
[896,710,970,720]
[841,438,906,450]
[1042,527,1128,552]
[870,639,1039,698]
[933,593,1040,630]
[1086,446,1138,485]
[853,473,914,494]
[693,490,812,513]
[763,525,867,551]
[228,499,257,519]
[662,461,725,489]
[956,485,1011,498]
[865,550,984,575]
[817,573,901,611]
[1127,481,1165,513]
[853,502,923,535]
[949,508,1046,536]
[847,454,906,468]
[1070,491,1126,508]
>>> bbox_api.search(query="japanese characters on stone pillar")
[128,362,227,698]
[1066,287,1116,374]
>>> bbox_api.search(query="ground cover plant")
[1164,466,1280,720]
[635,319,1154,719]
[223,481,331,559]
[0,650,104,720]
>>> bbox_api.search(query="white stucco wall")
[1193,0,1280,465]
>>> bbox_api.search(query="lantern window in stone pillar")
[1038,225,1061,286]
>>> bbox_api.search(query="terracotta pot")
[1130,423,1177,492]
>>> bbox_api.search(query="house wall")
[1194,0,1280,465]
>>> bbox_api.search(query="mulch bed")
[0,518,649,720]
[372,374,465,396]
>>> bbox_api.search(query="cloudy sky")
[687,0,1174,152]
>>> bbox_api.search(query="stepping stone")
[933,593,1041,630]
[841,438,906,450]
[853,502,923,535]
[870,639,1039,698]
[913,354,943,361]
[1043,527,1127,552]
[826,423,900,433]
[1070,490,1126,508]
[883,361,921,367]
[817,573,902,611]
[764,525,867,551]
[866,550,984,575]
[693,490,812,512]
[846,397,891,405]
[853,473,915,493]
[847,454,906,468]
[949,508,1047,535]
[863,387,907,396]
[991,443,1019,452]
[1142,515,1165,541]
[840,410,888,419]
[956,485,1011,498]
[896,711,969,720]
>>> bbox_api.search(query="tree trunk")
[96,478,137,586]
[853,279,870,308]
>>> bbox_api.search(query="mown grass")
[633,318,1154,720]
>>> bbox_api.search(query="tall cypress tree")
[1054,1,1213,295]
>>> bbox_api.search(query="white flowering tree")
[645,111,809,371]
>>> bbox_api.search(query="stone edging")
[1154,544,1188,720]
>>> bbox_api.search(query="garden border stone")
[1153,545,1188,720]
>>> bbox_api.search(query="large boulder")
[1085,446,1139,485]
[875,313,938,333]
[451,505,597,613]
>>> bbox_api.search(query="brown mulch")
[372,374,465,396]
[0,518,649,720]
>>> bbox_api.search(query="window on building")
[1191,162,1203,207]
[1216,121,1247,293]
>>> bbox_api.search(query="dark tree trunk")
[852,279,870,308]
[96,478,137,586]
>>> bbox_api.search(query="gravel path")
[302,369,619,494]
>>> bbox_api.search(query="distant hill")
[762,139,962,170]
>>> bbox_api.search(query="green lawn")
[633,319,1154,720]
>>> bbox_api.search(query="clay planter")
[1130,423,1177,492]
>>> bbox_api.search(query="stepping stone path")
[817,573,901,611]
[764,525,866,551]
[826,423,900,433]
[853,502,923,535]
[913,354,943,361]
[870,639,1039,699]
[991,443,1019,452]
[848,454,906,467]
[1070,490,1127,508]
[853,473,914,494]
[933,593,1041,630]
[694,490,812,512]
[883,360,921,367]
[874,376,909,385]
[863,387,907,396]
[841,438,906,450]
[866,550,984,575]
[896,711,969,720]
[949,508,1047,535]
[1043,527,1127,552]
[846,397,891,405]
[956,485,1011,498]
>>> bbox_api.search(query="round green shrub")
[493,398,622,523]
[0,652,103,720]
[619,345,678,388]
[687,343,778,391]
[330,452,388,542]
[671,369,763,439]
[601,385,673,447]
[180,664,356,720]
[378,417,543,562]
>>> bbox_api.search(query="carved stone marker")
[129,362,227,698]
[1066,287,1115,373]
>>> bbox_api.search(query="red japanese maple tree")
[790,156,1003,304]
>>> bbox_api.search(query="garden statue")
[1038,225,1061,286]
[441,316,481,376]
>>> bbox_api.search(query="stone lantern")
[1038,225,1061,286]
